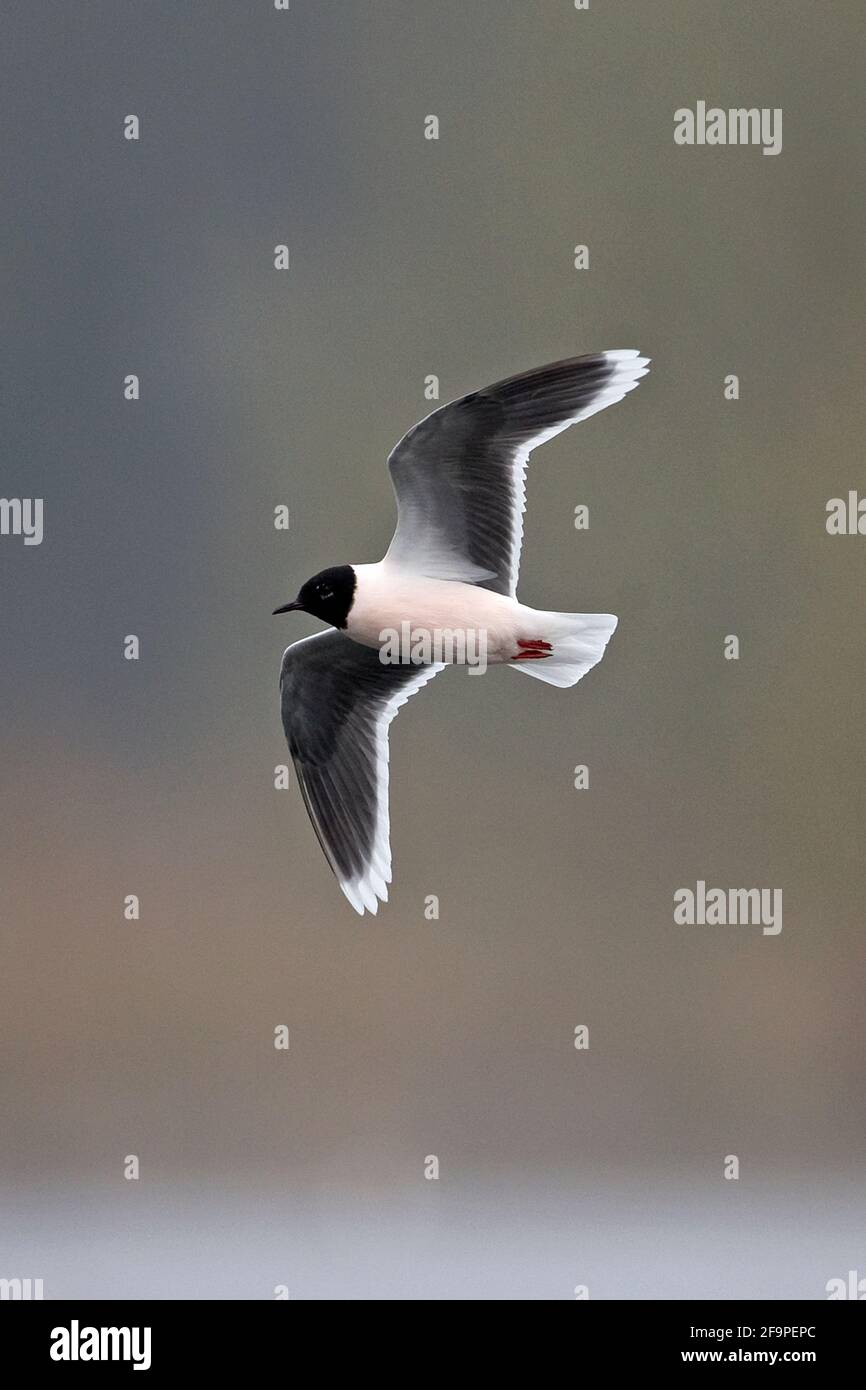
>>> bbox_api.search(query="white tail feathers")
[510,612,618,688]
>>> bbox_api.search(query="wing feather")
[385,350,650,595]
[280,629,443,914]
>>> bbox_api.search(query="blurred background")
[2,0,864,1298]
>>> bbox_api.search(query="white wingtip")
[603,348,651,374]
[340,874,389,917]
[604,348,651,364]
[341,881,366,915]
[562,350,650,424]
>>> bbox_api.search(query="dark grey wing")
[385,350,650,595]
[280,629,443,915]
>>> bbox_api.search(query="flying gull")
[274,350,650,914]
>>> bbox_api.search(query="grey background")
[2,0,864,1298]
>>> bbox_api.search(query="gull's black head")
[273,565,356,629]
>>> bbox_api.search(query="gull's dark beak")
[272,599,303,615]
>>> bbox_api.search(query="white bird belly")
[346,562,526,663]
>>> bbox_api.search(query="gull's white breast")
[346,561,525,663]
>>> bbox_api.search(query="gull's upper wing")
[385,350,650,595]
[280,629,443,915]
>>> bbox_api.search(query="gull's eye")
[319,587,333,601]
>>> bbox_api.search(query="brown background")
[2,0,864,1297]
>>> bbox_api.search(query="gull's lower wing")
[280,629,444,915]
[385,350,650,596]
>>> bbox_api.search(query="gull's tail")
[510,611,618,688]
